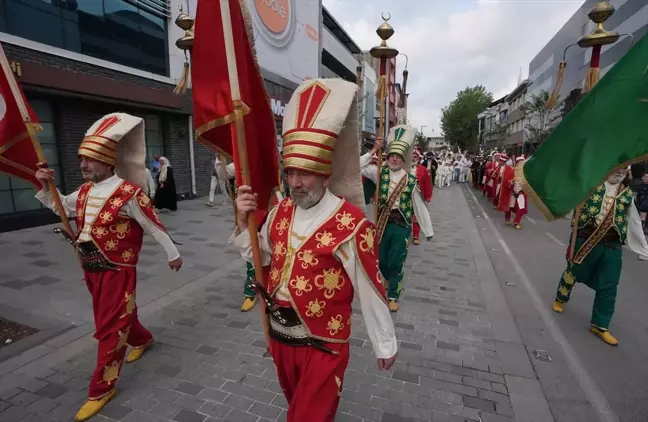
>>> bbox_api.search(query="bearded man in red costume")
[505,156,529,229]
[491,154,508,207]
[411,149,433,245]
[232,79,397,422]
[497,155,516,213]
[35,113,182,421]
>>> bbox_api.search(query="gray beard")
[292,184,326,210]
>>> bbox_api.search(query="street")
[460,183,648,422]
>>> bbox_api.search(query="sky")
[321,0,586,137]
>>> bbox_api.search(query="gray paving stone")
[174,409,207,422]
[479,390,510,405]
[8,390,41,406]
[439,319,460,327]
[200,401,232,418]
[26,396,59,413]
[223,408,259,422]
[175,382,205,396]
[477,371,505,384]
[491,382,508,395]
[0,388,23,401]
[123,395,159,412]
[0,405,30,422]
[221,381,274,404]
[248,401,282,419]
[392,371,420,385]
[223,393,254,411]
[157,364,183,378]
[100,403,133,419]
[336,413,364,422]
[399,341,423,351]
[481,413,515,422]
[197,388,229,403]
[175,394,206,411]
[196,346,219,355]
[436,341,461,352]
[463,395,495,413]
[462,377,491,390]
[148,401,183,419]
[17,377,49,393]
[37,383,68,399]
[0,401,10,412]
[226,321,249,329]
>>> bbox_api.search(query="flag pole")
[219,0,271,350]
[0,44,74,238]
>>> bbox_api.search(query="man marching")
[411,149,433,245]
[492,154,508,208]
[360,125,434,312]
[496,154,515,214]
[35,113,182,421]
[483,153,497,198]
[232,79,397,422]
[552,167,648,345]
[505,156,528,229]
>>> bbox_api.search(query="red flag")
[192,0,280,217]
[0,42,42,188]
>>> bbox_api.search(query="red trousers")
[505,209,525,225]
[85,267,152,400]
[412,217,421,239]
[271,339,350,422]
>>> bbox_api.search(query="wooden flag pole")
[0,44,74,238]
[219,0,271,350]
[375,57,387,220]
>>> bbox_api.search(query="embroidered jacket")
[75,180,167,267]
[267,197,387,343]
[573,183,633,243]
[377,166,418,227]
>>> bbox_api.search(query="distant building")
[504,80,532,155]
[426,136,449,151]
[477,96,509,152]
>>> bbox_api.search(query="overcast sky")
[322,0,585,136]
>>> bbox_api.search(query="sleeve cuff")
[374,337,398,359]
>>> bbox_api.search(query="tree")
[486,121,509,151]
[415,132,427,151]
[520,90,560,150]
[441,86,493,152]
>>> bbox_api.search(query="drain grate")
[532,349,552,362]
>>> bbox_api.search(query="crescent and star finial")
[381,12,391,22]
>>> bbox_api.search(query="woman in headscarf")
[155,157,177,211]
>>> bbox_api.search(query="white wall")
[322,27,359,75]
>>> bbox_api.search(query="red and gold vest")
[267,197,387,343]
[75,180,167,267]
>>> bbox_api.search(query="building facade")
[0,0,197,231]
[528,0,647,104]
[477,96,509,152]
[504,80,531,155]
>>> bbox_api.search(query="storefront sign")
[270,98,286,117]
[254,0,294,46]
[10,61,22,77]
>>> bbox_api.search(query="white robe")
[230,190,398,359]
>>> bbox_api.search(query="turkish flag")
[192,0,280,217]
[0,42,42,188]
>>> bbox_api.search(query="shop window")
[2,0,170,76]
[144,114,163,167]
[0,100,62,215]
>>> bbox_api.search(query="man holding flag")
[519,32,648,346]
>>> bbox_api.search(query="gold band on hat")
[386,140,410,159]
[282,129,337,176]
[78,135,117,166]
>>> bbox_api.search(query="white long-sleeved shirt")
[595,182,648,257]
[230,189,398,359]
[35,175,180,261]
[360,153,434,239]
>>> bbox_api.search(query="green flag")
[519,32,648,220]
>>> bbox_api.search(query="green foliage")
[441,86,493,151]
[415,132,427,151]
[520,90,560,149]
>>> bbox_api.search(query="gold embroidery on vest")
[359,226,376,253]
[276,217,290,235]
[305,299,325,317]
[138,193,151,207]
[110,221,131,239]
[327,315,344,335]
[314,268,345,299]
[270,267,281,283]
[92,226,108,239]
[335,211,356,231]
[289,276,312,296]
[109,197,124,209]
[273,241,287,258]
[281,198,294,210]
[111,326,130,353]
[297,250,319,268]
[563,271,575,286]
[78,191,87,203]
[105,239,119,251]
[315,231,335,248]
[99,211,113,224]
[121,248,134,262]
[103,360,121,384]
[121,184,135,194]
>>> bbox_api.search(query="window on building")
[0,99,62,215]
[144,114,163,168]
[2,0,170,76]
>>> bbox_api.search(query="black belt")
[577,226,622,248]
[76,242,119,272]
[386,209,407,225]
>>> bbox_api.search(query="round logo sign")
[252,0,295,48]
[0,93,6,123]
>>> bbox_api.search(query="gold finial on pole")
[173,5,194,95]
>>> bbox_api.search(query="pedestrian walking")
[154,157,177,212]
[34,113,182,421]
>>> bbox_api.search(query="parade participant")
[470,157,481,189]
[552,167,648,345]
[362,151,379,220]
[497,155,515,213]
[232,79,397,422]
[34,113,182,421]
[361,125,434,312]
[491,154,507,207]
[411,149,433,245]
[483,154,498,198]
[505,156,528,229]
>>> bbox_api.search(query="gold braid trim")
[376,174,409,242]
[572,209,616,264]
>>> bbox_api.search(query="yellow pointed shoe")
[552,300,564,313]
[126,340,153,364]
[241,297,257,312]
[590,326,618,346]
[514,224,522,230]
[413,238,420,245]
[388,300,399,312]
[505,220,512,226]
[74,389,117,421]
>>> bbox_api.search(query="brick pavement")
[0,187,545,422]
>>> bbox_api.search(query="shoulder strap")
[375,173,409,242]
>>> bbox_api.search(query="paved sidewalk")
[0,187,551,422]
